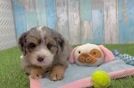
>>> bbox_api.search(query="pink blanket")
[30,60,134,88]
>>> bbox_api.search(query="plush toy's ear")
[69,46,78,64]
[99,45,115,62]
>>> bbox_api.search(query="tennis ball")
[91,70,111,88]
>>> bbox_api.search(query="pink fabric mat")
[30,77,41,88]
[30,68,134,88]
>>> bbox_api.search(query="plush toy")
[69,43,115,66]
[91,70,111,88]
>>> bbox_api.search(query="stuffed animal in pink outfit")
[69,43,115,66]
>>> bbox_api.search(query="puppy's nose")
[37,57,44,62]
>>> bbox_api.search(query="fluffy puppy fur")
[18,26,71,81]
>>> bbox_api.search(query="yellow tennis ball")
[91,70,111,88]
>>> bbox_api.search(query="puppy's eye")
[28,43,36,49]
[78,51,81,54]
[47,43,54,49]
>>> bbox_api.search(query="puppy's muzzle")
[37,56,45,62]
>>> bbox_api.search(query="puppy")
[18,26,71,81]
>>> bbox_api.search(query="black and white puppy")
[18,26,71,81]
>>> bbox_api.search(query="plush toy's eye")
[78,51,81,54]
[92,51,97,55]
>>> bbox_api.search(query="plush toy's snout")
[78,49,102,64]
[78,53,97,64]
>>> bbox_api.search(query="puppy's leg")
[49,39,70,81]
[50,65,67,81]
[24,66,45,79]
[30,67,44,79]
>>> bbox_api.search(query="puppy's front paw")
[30,73,42,79]
[49,66,65,81]
[30,68,44,79]
[50,70,64,81]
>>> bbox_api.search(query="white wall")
[0,0,16,50]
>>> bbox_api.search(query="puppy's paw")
[30,68,44,79]
[30,73,42,79]
[49,66,65,81]
[50,70,64,81]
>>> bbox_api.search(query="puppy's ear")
[54,34,65,51]
[18,32,28,55]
